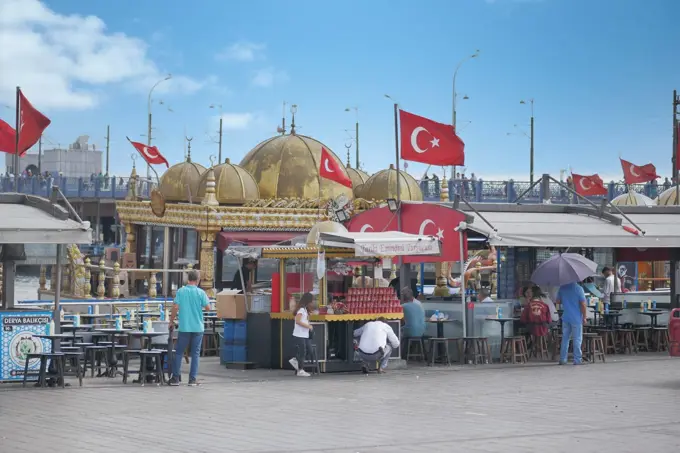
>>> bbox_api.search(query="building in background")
[4,135,103,178]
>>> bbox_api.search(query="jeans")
[560,322,583,364]
[357,345,392,370]
[172,332,203,381]
[295,336,313,370]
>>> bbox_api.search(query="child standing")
[289,292,315,377]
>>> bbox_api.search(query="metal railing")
[418,179,663,203]
[0,175,155,199]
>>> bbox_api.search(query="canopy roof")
[462,204,680,248]
[0,194,92,244]
[317,230,441,257]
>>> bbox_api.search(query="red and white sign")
[346,202,467,263]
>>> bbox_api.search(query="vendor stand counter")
[270,312,404,373]
[0,308,54,382]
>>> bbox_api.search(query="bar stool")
[652,327,669,352]
[501,337,528,364]
[84,345,109,377]
[22,353,66,388]
[582,334,606,363]
[635,327,650,352]
[616,329,637,354]
[428,338,454,366]
[462,337,490,365]
[529,335,550,360]
[404,337,427,362]
[62,351,84,386]
[137,350,165,385]
[122,349,141,384]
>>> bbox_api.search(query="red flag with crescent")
[0,90,51,156]
[620,158,658,185]
[319,147,352,188]
[399,109,465,166]
[126,137,169,167]
[572,173,608,196]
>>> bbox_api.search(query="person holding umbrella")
[531,253,596,366]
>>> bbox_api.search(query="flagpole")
[392,102,407,288]
[673,90,678,204]
[14,86,20,177]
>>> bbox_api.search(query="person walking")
[556,281,587,365]
[289,292,315,377]
[168,270,210,386]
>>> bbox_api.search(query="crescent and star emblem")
[579,177,592,191]
[410,127,440,154]
[142,146,160,160]
[324,158,334,173]
[418,219,444,240]
[629,164,639,177]
[359,224,374,232]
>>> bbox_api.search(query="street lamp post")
[210,104,223,163]
[520,99,535,185]
[452,50,479,177]
[344,107,359,168]
[147,74,172,178]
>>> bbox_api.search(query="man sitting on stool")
[353,317,400,374]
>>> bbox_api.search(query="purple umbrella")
[530,253,598,287]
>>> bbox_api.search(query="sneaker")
[289,357,299,371]
[361,365,369,375]
[296,370,311,377]
[558,361,567,365]
[168,377,180,386]
[573,361,586,366]
[188,379,201,386]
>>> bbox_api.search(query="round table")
[95,328,132,377]
[484,318,517,347]
[639,310,664,327]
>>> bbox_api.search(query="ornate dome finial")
[345,142,352,167]
[186,136,193,162]
[290,104,298,135]
[201,167,219,207]
[440,168,449,202]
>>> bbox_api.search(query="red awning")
[217,231,299,251]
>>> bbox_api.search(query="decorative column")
[124,223,136,254]
[112,262,121,298]
[39,265,47,292]
[198,231,216,297]
[84,258,92,297]
[50,264,57,291]
[97,260,106,299]
[433,171,451,297]
[147,272,157,298]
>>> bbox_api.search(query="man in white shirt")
[353,317,400,374]
[601,267,621,305]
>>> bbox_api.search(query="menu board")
[0,311,52,381]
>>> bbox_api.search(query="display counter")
[0,308,54,382]
[270,312,404,373]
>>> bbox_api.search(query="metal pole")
[673,90,678,204]
[105,125,110,175]
[14,86,20,176]
[37,135,42,175]
[393,102,407,286]
[218,117,223,164]
[459,229,467,337]
[53,244,63,337]
[163,226,171,297]
[530,115,535,186]
[355,120,360,169]
[146,111,152,179]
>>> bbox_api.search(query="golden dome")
[239,134,353,200]
[196,158,259,204]
[358,164,423,201]
[306,220,348,246]
[657,186,680,206]
[158,156,206,202]
[346,164,370,197]
[611,192,655,207]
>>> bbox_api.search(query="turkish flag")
[0,119,16,154]
[572,173,608,196]
[620,159,658,185]
[319,147,352,188]
[346,202,467,263]
[399,109,465,166]
[0,91,51,156]
[127,137,169,167]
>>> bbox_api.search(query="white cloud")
[0,0,208,110]
[251,68,289,88]
[216,41,265,62]
[219,113,258,130]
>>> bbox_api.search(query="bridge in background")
[0,175,663,203]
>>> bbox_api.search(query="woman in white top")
[289,292,315,377]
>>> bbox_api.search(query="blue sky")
[1,0,678,181]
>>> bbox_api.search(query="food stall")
[260,227,441,372]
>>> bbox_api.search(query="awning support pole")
[511,178,541,204]
[51,186,84,224]
[605,202,646,235]
[455,194,498,232]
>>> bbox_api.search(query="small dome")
[306,221,348,246]
[657,186,680,206]
[358,164,423,201]
[196,158,260,204]
[159,156,206,202]
[611,191,655,207]
[346,164,370,197]
[239,134,353,200]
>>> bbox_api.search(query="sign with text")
[0,311,52,381]
[353,240,440,257]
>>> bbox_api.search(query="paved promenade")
[0,355,679,452]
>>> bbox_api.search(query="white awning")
[466,210,680,248]
[0,197,92,244]
[317,231,441,257]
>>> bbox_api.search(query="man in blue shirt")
[556,281,587,365]
[401,287,425,339]
[169,270,210,386]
